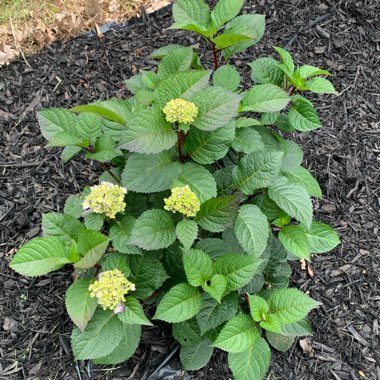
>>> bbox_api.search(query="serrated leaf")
[76,113,102,144]
[185,120,235,164]
[202,274,227,303]
[109,216,141,254]
[268,177,313,228]
[64,195,84,218]
[10,237,72,277]
[195,195,240,233]
[101,252,130,275]
[183,249,213,287]
[279,224,310,260]
[173,318,202,346]
[172,0,210,32]
[71,309,123,360]
[231,127,264,154]
[212,33,252,49]
[176,162,217,203]
[118,296,152,326]
[249,57,285,86]
[228,337,271,380]
[214,314,259,353]
[266,332,295,352]
[163,244,187,285]
[213,64,241,91]
[92,323,140,365]
[232,151,283,195]
[281,140,304,172]
[121,151,181,193]
[158,47,193,78]
[288,96,321,131]
[61,145,82,162]
[281,318,313,336]
[150,44,185,59]
[38,108,86,147]
[66,279,97,332]
[154,283,202,323]
[176,219,198,251]
[305,220,340,253]
[248,295,269,322]
[234,205,269,256]
[75,229,109,269]
[42,212,84,244]
[213,254,262,291]
[242,84,290,112]
[191,86,241,131]
[84,213,105,231]
[283,166,322,198]
[129,252,168,299]
[196,293,239,335]
[85,134,122,162]
[195,238,232,259]
[210,0,244,31]
[222,15,265,60]
[260,288,320,333]
[274,46,295,77]
[155,70,211,108]
[180,339,214,370]
[129,209,176,250]
[306,77,336,94]
[119,106,177,154]
[296,65,331,79]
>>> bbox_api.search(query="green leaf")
[176,162,217,203]
[295,65,331,79]
[171,0,210,33]
[163,245,187,284]
[173,318,202,346]
[266,331,295,352]
[72,99,130,125]
[306,77,336,94]
[85,134,122,162]
[281,140,304,172]
[42,212,83,244]
[260,288,320,333]
[288,96,321,131]
[234,205,269,256]
[101,252,130,275]
[283,166,322,198]
[268,177,313,228]
[201,274,227,303]
[228,337,271,380]
[71,309,123,360]
[180,338,214,370]
[210,0,244,31]
[249,57,285,86]
[155,71,211,108]
[232,151,283,195]
[248,295,269,322]
[305,220,340,253]
[231,127,264,154]
[281,318,313,336]
[84,213,105,231]
[213,64,241,91]
[150,44,185,59]
[129,252,168,299]
[153,283,203,323]
[279,225,310,260]
[213,314,259,353]
[242,84,291,113]
[222,15,266,60]
[118,296,152,326]
[38,108,86,147]
[212,33,252,49]
[121,151,181,193]
[195,238,232,259]
[119,106,177,154]
[196,293,239,335]
[192,86,241,131]
[274,46,295,77]
[109,216,141,254]
[92,323,141,365]
[75,229,109,269]
[64,195,84,219]
[61,145,83,162]
[183,248,213,287]
[10,237,72,277]
[76,113,102,144]
[158,47,193,78]
[65,279,97,332]
[213,254,262,292]
[129,209,176,250]
[176,219,198,251]
[185,120,235,164]
[195,195,240,233]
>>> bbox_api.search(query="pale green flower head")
[163,98,198,124]
[164,185,200,217]
[82,182,127,219]
[89,269,135,313]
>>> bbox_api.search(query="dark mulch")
[1,0,379,379]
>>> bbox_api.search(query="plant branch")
[211,42,219,70]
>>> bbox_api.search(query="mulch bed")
[1,0,379,379]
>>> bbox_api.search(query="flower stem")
[178,130,185,163]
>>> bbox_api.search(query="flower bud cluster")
[163,98,198,124]
[164,185,200,217]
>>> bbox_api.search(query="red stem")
[211,42,219,70]
[178,130,185,163]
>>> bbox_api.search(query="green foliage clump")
[10,0,340,378]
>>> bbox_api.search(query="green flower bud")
[164,185,200,217]
[163,98,198,124]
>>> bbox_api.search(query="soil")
[1,1,379,379]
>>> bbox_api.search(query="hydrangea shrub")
[10,0,340,378]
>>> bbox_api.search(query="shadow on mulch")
[1,1,379,379]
